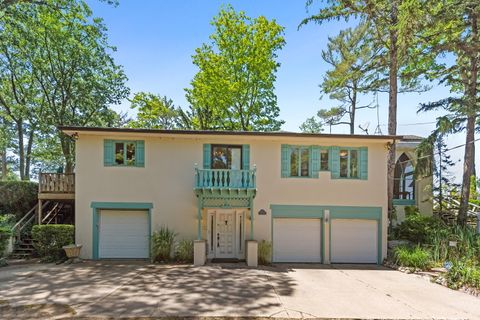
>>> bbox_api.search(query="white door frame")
[206,208,246,259]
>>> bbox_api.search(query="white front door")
[215,210,236,258]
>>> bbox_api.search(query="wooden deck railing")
[195,168,256,189]
[39,173,75,194]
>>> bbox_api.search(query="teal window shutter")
[281,144,290,177]
[203,144,211,169]
[330,146,340,179]
[136,140,145,167]
[310,146,320,178]
[242,144,250,170]
[359,147,368,180]
[104,140,114,166]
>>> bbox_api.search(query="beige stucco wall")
[74,132,390,260]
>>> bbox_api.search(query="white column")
[324,209,331,264]
[194,240,206,266]
[246,240,258,267]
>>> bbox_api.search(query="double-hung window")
[339,149,359,178]
[290,146,310,177]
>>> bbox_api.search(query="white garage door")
[331,219,377,263]
[99,210,149,259]
[273,218,322,263]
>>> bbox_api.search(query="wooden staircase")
[9,201,73,259]
[433,196,480,231]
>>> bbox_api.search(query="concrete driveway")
[0,261,479,319]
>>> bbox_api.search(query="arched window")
[394,153,415,200]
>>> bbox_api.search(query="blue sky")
[87,0,477,180]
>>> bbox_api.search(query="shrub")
[151,226,176,262]
[394,245,431,270]
[258,240,272,265]
[393,211,446,244]
[31,224,74,262]
[0,181,38,219]
[175,239,193,263]
[446,260,480,289]
[0,226,12,258]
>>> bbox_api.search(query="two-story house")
[59,126,431,265]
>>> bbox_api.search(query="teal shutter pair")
[330,146,368,180]
[202,144,250,170]
[104,140,145,167]
[280,145,321,178]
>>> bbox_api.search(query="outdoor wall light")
[258,209,267,216]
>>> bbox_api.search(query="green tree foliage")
[0,0,129,175]
[185,5,285,131]
[299,116,324,133]
[309,23,384,134]
[301,0,426,220]
[412,0,479,225]
[128,92,187,129]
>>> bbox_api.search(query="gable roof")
[59,126,404,141]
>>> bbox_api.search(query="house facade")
[61,126,431,264]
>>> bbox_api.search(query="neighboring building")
[393,135,433,223]
[59,126,432,264]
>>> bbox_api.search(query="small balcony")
[38,173,75,200]
[194,167,256,197]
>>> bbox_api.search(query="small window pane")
[230,148,241,170]
[290,148,299,176]
[115,143,124,165]
[212,146,228,169]
[126,143,136,166]
[321,149,329,170]
[340,150,348,177]
[350,150,358,178]
[300,148,309,176]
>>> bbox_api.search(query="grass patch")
[394,245,431,270]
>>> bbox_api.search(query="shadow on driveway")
[0,261,297,318]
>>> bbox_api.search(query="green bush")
[0,181,38,219]
[151,226,176,262]
[258,240,272,265]
[0,215,14,258]
[446,260,480,289]
[0,226,12,258]
[394,245,431,270]
[393,211,446,244]
[31,224,74,262]
[175,239,193,263]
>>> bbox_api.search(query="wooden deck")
[38,173,75,200]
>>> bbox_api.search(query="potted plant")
[62,244,82,263]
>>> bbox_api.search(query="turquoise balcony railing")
[195,167,256,189]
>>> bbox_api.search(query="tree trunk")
[60,133,74,174]
[459,116,475,225]
[387,6,399,226]
[16,119,25,180]
[458,9,478,225]
[24,129,34,180]
[1,149,7,180]
[350,88,356,135]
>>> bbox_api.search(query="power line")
[379,121,437,127]
[396,137,480,166]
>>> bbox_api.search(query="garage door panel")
[99,210,149,259]
[331,219,377,264]
[273,218,321,263]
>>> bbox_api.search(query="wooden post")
[38,199,42,224]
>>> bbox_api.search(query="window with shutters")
[211,145,243,169]
[339,148,359,178]
[104,140,145,167]
[289,146,310,177]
